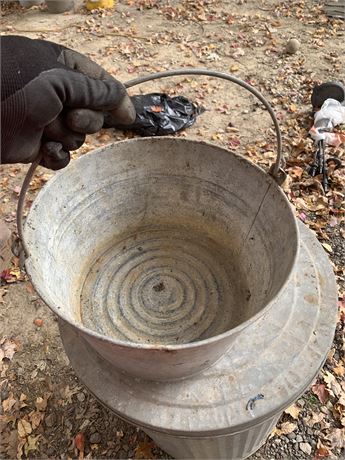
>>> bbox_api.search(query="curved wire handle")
[125,69,285,180]
[17,154,42,258]
[17,68,285,261]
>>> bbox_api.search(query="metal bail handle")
[17,154,42,260]
[17,69,285,261]
[125,69,286,183]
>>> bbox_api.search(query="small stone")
[33,318,43,327]
[64,419,73,431]
[46,447,55,456]
[89,432,101,444]
[45,413,56,428]
[77,392,85,402]
[296,435,303,443]
[288,433,296,440]
[286,38,300,54]
[299,442,312,455]
[98,133,112,143]
[1,388,9,400]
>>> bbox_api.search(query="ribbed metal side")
[144,415,280,459]
[80,226,247,345]
[25,137,298,381]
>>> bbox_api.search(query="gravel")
[89,432,102,444]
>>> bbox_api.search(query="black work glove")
[1,35,136,170]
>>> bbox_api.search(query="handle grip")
[17,69,286,261]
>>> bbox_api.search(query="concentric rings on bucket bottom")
[80,227,247,345]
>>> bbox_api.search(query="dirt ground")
[0,0,345,459]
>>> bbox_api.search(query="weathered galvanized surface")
[24,137,298,380]
[60,221,338,459]
[45,0,74,13]
[143,417,280,460]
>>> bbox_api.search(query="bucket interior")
[25,138,298,346]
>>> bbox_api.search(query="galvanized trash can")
[60,221,337,459]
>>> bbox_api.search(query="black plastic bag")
[104,93,204,136]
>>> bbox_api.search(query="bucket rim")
[24,136,300,352]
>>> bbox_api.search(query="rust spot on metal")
[304,294,318,305]
[319,274,325,289]
[153,282,165,292]
[156,348,178,353]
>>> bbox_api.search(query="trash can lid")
[61,222,337,436]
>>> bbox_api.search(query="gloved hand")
[1,35,136,170]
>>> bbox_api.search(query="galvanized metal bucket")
[19,70,299,381]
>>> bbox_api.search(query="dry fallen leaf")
[272,421,298,436]
[75,432,85,460]
[333,402,345,426]
[323,370,336,386]
[333,363,345,377]
[19,394,28,409]
[134,440,155,459]
[35,393,51,412]
[280,421,298,434]
[17,419,32,438]
[1,429,18,458]
[26,283,35,294]
[329,378,342,398]
[282,174,293,193]
[62,385,81,404]
[0,288,7,304]
[17,436,26,460]
[0,338,19,361]
[312,383,330,404]
[75,432,85,452]
[305,411,324,427]
[2,392,17,413]
[284,403,301,420]
[24,435,40,456]
[29,411,44,430]
[314,442,331,458]
[326,428,345,449]
[322,243,333,253]
[13,185,21,196]
[288,165,304,179]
